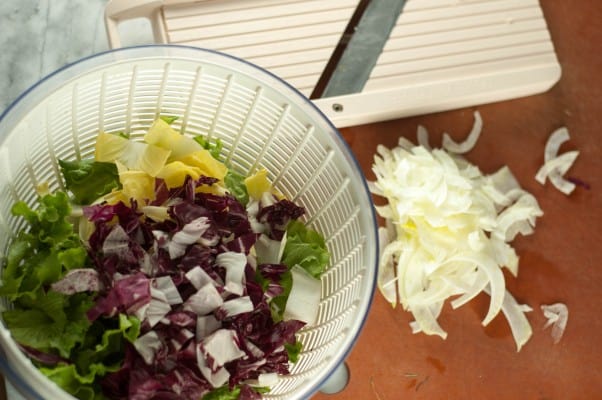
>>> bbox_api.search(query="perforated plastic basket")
[0,45,377,399]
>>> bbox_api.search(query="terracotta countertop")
[314,1,601,399]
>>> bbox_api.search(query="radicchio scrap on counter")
[82,176,306,399]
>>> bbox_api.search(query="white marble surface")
[0,1,153,398]
[0,0,153,115]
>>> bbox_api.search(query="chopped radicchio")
[19,344,69,366]
[257,198,305,240]
[50,268,102,295]
[87,272,151,321]
[81,175,308,399]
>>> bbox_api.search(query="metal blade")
[321,0,407,98]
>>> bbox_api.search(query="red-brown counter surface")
[0,2,599,400]
[314,1,601,399]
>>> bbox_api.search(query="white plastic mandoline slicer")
[105,0,561,128]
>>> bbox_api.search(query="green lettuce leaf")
[202,386,241,400]
[74,314,140,375]
[194,135,223,161]
[3,291,93,358]
[281,220,329,279]
[0,192,88,300]
[284,340,303,363]
[38,314,139,400]
[58,159,120,204]
[260,221,329,321]
[224,170,249,205]
[40,364,105,400]
[202,385,269,400]
[159,115,179,125]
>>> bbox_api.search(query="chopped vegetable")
[194,134,224,161]
[245,169,273,201]
[50,269,102,295]
[159,115,179,125]
[282,220,329,279]
[1,117,329,399]
[535,127,580,194]
[59,159,120,205]
[416,125,431,151]
[541,303,568,344]
[283,265,322,325]
[225,170,250,205]
[0,191,89,301]
[144,118,201,159]
[442,110,482,154]
[371,111,542,350]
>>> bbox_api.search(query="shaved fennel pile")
[370,111,543,351]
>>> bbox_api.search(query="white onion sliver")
[490,166,521,196]
[377,227,398,305]
[442,111,483,154]
[544,127,570,162]
[397,136,415,151]
[450,268,489,309]
[536,127,580,195]
[416,125,431,150]
[541,303,568,344]
[409,302,447,339]
[450,254,505,326]
[486,287,532,352]
[535,151,579,184]
[549,171,577,195]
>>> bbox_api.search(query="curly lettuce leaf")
[202,385,241,400]
[0,192,88,300]
[40,364,105,400]
[284,340,303,363]
[194,135,223,161]
[202,385,269,400]
[281,220,329,279]
[259,221,328,321]
[160,115,179,125]
[59,159,120,204]
[3,291,93,358]
[74,314,140,375]
[224,170,249,206]
[38,314,139,400]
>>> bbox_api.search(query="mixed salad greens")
[0,117,330,399]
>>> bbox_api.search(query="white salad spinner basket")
[0,46,378,399]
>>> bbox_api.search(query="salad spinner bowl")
[0,46,378,399]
